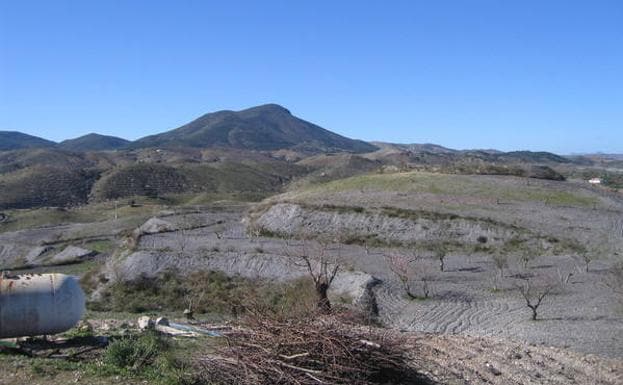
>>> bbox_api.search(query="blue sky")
[0,1,621,153]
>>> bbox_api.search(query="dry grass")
[195,312,417,385]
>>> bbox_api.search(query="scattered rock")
[183,308,195,320]
[50,246,96,265]
[137,316,154,330]
[24,246,53,265]
[136,217,175,236]
[485,362,502,376]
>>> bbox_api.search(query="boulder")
[24,246,53,265]
[50,246,96,265]
[136,217,176,236]
[137,316,154,330]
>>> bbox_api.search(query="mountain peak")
[131,104,376,153]
[241,103,291,114]
[59,133,130,151]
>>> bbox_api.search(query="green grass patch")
[294,171,600,208]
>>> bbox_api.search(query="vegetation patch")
[295,171,600,208]
[90,270,318,318]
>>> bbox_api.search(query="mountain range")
[0,131,56,151]
[1,103,621,210]
[3,104,604,159]
[0,104,376,154]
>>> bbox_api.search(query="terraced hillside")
[261,171,622,253]
[0,166,100,209]
[245,170,623,357]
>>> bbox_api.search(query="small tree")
[385,250,431,299]
[174,213,197,254]
[433,223,451,272]
[385,253,418,299]
[556,266,576,289]
[613,217,623,239]
[433,243,448,272]
[604,261,623,306]
[577,251,594,272]
[516,278,555,321]
[286,240,340,311]
[519,249,535,270]
[486,250,509,291]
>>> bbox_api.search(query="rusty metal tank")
[0,273,85,338]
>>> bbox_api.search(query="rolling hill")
[131,104,378,153]
[59,133,130,151]
[0,131,56,151]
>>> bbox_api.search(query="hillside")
[131,104,378,153]
[59,133,130,151]
[0,131,56,151]
[0,166,98,209]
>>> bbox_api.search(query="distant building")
[588,178,602,185]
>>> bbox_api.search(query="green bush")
[97,331,190,385]
[103,332,164,370]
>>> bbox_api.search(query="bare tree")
[174,213,197,254]
[385,250,432,299]
[604,261,623,306]
[556,266,576,289]
[613,217,623,239]
[516,278,556,320]
[492,253,508,278]
[184,285,207,320]
[433,243,448,272]
[433,223,451,272]
[385,253,418,299]
[519,249,535,270]
[286,240,340,311]
[577,251,594,272]
[487,251,509,291]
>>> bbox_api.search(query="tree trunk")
[439,258,445,272]
[530,306,537,320]
[316,282,331,311]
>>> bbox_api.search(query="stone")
[50,246,95,265]
[155,317,170,326]
[137,316,153,330]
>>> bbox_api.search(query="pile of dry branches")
[195,314,414,385]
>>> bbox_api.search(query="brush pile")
[195,314,416,385]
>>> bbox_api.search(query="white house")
[588,178,602,185]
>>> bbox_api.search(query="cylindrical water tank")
[0,273,85,338]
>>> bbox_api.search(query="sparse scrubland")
[3,165,622,384]
[1,109,623,384]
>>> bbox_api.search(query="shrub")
[93,270,318,318]
[97,331,189,385]
[103,332,165,370]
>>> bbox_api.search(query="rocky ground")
[3,204,622,359]
[2,172,622,383]
[407,332,623,385]
[1,316,620,385]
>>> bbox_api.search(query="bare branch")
[516,278,556,321]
